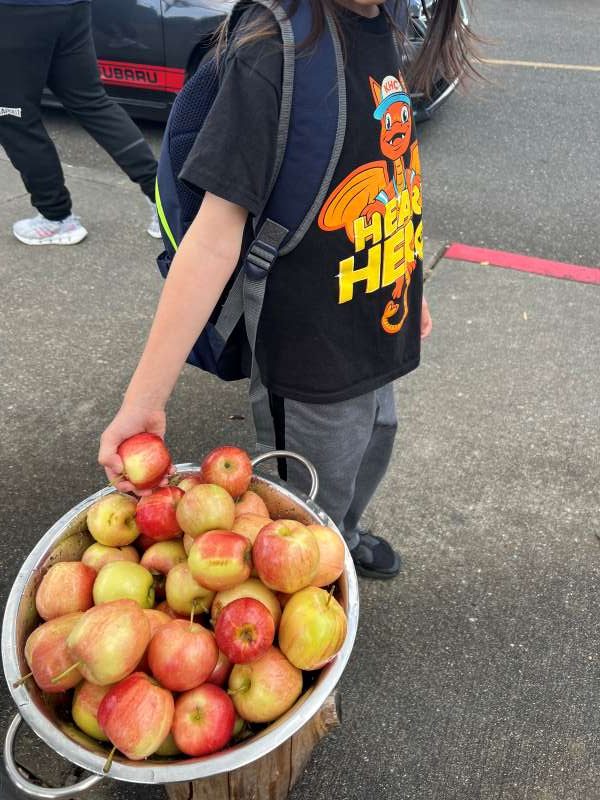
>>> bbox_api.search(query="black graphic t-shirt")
[180,6,423,403]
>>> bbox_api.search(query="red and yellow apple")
[188,530,252,592]
[278,586,347,671]
[35,562,95,621]
[148,619,218,691]
[206,649,232,687]
[234,490,269,519]
[228,647,302,723]
[136,608,171,672]
[92,562,155,608]
[117,433,172,491]
[200,446,252,498]
[141,539,187,575]
[82,543,139,572]
[24,612,83,693]
[215,598,275,664]
[135,486,183,541]
[307,525,345,587]
[66,599,151,685]
[231,514,272,546]
[175,484,235,538]
[86,493,139,547]
[211,578,281,628]
[177,474,204,492]
[98,672,174,760]
[253,520,319,594]
[172,684,235,757]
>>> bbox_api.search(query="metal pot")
[2,451,359,798]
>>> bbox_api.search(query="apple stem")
[12,672,33,688]
[51,662,81,685]
[103,745,117,775]
[107,474,124,488]
[326,585,335,606]
[189,606,195,631]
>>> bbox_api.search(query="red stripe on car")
[98,60,185,93]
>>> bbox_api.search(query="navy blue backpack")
[155,0,408,395]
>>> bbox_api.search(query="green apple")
[278,586,347,671]
[165,562,214,616]
[93,562,155,608]
[86,493,139,547]
[154,731,181,757]
[72,681,111,741]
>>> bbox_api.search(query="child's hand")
[421,297,432,339]
[98,403,167,495]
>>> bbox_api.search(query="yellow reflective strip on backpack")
[155,178,178,253]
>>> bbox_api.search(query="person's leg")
[47,3,157,202]
[256,386,402,578]
[266,392,378,548]
[343,383,398,533]
[0,6,73,221]
[341,383,401,578]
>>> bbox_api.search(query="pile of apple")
[19,435,347,769]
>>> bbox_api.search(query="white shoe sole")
[13,227,88,246]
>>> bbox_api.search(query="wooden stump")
[165,691,341,800]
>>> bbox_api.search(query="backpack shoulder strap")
[216,1,346,447]
[251,0,346,261]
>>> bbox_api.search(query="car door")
[92,0,173,117]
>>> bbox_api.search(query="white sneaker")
[12,213,88,246]
[146,197,162,239]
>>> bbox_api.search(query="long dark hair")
[408,0,478,95]
[218,0,479,97]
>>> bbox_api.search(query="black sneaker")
[350,530,401,580]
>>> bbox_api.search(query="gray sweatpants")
[253,384,398,548]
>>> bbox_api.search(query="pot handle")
[251,450,319,502]
[3,714,103,799]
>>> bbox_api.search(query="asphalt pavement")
[1,1,599,799]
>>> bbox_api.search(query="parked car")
[44,0,469,121]
[44,0,224,121]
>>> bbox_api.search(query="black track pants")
[0,2,157,220]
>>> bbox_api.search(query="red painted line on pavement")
[444,243,600,285]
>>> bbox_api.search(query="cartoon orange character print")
[318,74,423,335]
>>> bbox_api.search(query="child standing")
[99,0,475,578]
